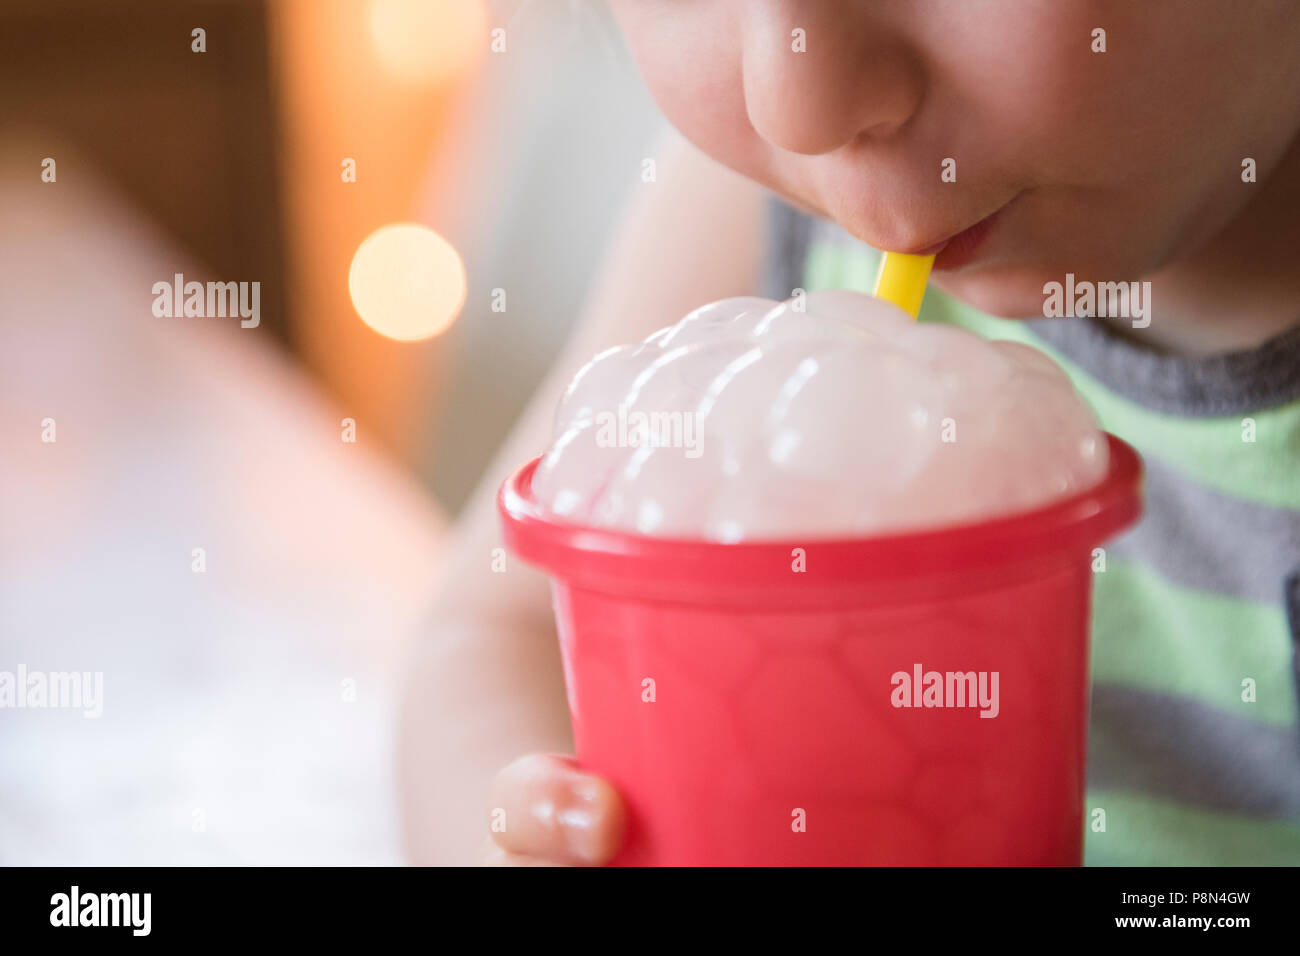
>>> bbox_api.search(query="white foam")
[532,291,1109,540]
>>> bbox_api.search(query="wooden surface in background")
[0,0,289,342]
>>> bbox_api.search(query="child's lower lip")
[928,207,1006,271]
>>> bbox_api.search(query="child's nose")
[741,2,923,155]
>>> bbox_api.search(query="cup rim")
[499,433,1143,604]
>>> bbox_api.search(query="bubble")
[750,299,876,347]
[802,289,912,334]
[657,297,779,350]
[992,340,1069,382]
[531,419,624,522]
[554,344,658,433]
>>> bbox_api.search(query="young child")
[399,1,1300,865]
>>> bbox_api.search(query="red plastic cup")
[499,433,1143,866]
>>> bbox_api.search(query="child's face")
[610,1,1300,317]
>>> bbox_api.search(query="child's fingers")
[480,836,565,867]
[487,753,625,865]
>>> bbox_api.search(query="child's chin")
[933,269,1061,321]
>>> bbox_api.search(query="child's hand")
[484,753,626,866]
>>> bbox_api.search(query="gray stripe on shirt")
[1107,451,1300,605]
[1028,315,1300,418]
[1089,683,1300,819]
[762,198,813,302]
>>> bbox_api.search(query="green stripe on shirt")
[1085,789,1300,865]
[1091,558,1297,726]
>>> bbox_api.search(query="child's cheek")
[932,7,1113,183]
[616,15,757,174]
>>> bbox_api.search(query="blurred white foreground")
[0,144,444,865]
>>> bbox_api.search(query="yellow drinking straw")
[872,252,935,319]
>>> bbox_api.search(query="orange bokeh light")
[348,223,467,342]
[368,0,488,86]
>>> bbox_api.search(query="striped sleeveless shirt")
[763,199,1300,865]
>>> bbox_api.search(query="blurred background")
[0,0,664,864]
